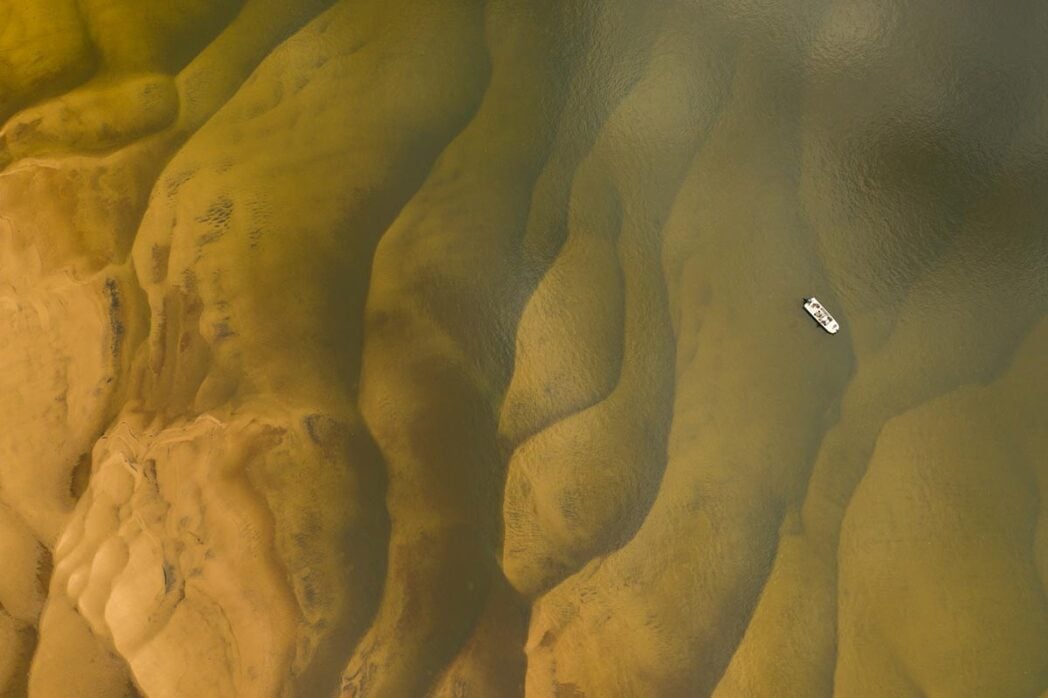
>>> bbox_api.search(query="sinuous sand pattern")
[0,1,1045,696]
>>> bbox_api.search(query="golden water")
[0,1,1045,696]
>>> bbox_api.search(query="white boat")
[803,297,840,334]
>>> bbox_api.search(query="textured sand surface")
[0,1,1046,696]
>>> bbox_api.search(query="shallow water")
[0,1,1045,696]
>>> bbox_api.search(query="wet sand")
[0,0,1045,696]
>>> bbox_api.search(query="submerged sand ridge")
[0,0,1046,696]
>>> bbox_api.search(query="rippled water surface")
[0,1,1045,696]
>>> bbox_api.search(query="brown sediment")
[0,0,1046,696]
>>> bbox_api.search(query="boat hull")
[803,297,840,334]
